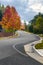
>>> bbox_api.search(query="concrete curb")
[13,35,43,64]
[33,38,43,57]
[24,38,43,64]
[13,36,40,57]
[12,34,40,57]
[33,45,43,57]
[13,45,28,57]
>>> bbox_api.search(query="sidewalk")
[24,39,43,64]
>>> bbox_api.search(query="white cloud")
[0,0,12,3]
[5,0,10,2]
[20,0,27,2]
[0,0,43,21]
[6,0,11,2]
[25,0,43,13]
[16,0,43,21]
[29,0,39,5]
[21,20,29,25]
[30,3,43,13]
[1,0,43,13]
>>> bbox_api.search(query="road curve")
[0,31,42,65]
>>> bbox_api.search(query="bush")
[35,43,43,49]
[4,29,17,34]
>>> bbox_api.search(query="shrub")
[35,43,43,49]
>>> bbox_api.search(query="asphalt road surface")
[0,31,42,65]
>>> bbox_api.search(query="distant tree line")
[0,4,5,21]
[0,4,5,31]
[29,13,43,34]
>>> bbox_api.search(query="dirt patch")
[0,32,13,37]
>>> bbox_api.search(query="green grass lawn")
[35,42,43,49]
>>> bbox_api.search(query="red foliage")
[1,6,21,30]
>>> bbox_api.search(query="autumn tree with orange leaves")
[1,6,21,33]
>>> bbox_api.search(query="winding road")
[0,31,42,65]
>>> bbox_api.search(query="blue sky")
[0,0,43,22]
